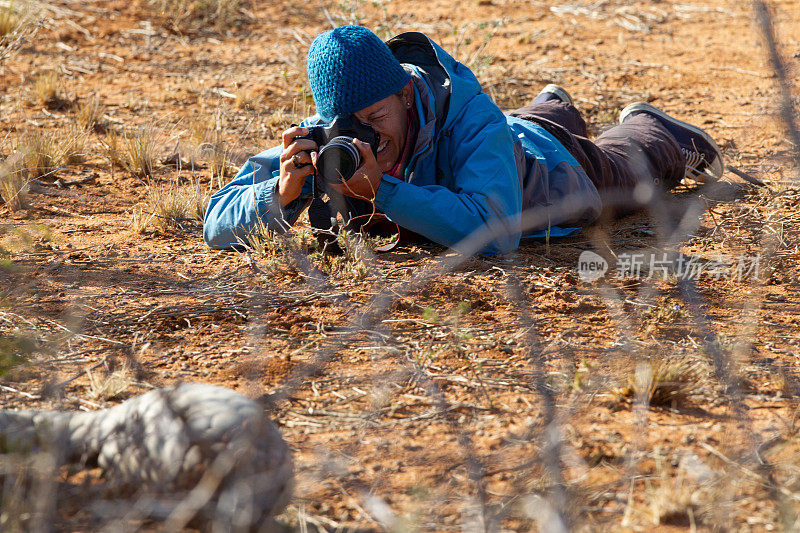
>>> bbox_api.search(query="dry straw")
[17,128,87,179]
[1,128,87,210]
[105,124,159,178]
[0,153,28,211]
[0,0,36,63]
[147,0,240,31]
[131,179,210,232]
[0,1,22,37]
[74,95,106,131]
[86,362,134,401]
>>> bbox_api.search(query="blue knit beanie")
[307,25,411,121]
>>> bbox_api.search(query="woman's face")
[353,81,413,173]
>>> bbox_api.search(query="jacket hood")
[386,32,483,132]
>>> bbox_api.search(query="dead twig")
[726,165,767,187]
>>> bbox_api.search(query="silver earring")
[406,102,411,107]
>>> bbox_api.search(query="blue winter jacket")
[203,32,601,254]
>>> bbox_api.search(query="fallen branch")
[726,165,767,187]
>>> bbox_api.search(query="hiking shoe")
[532,84,574,106]
[619,102,724,186]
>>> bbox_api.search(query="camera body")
[296,115,381,184]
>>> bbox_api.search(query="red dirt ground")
[2,0,800,530]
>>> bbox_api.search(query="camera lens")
[316,136,362,183]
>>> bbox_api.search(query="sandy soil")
[2,0,800,530]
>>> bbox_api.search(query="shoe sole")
[539,84,574,106]
[619,102,724,178]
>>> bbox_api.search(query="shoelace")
[682,147,706,179]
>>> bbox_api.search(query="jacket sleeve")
[373,94,522,254]
[202,145,314,250]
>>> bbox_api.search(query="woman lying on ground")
[203,25,723,255]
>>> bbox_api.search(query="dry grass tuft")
[131,179,210,232]
[0,153,28,211]
[208,144,233,183]
[263,107,291,140]
[188,114,215,147]
[237,220,318,276]
[1,124,89,207]
[639,355,708,407]
[241,220,376,280]
[148,0,241,32]
[105,124,160,178]
[0,2,22,37]
[613,351,711,408]
[74,95,106,131]
[0,1,37,64]
[642,452,719,528]
[86,361,134,401]
[240,223,313,257]
[235,86,263,111]
[257,91,314,140]
[190,115,235,181]
[16,128,87,180]
[322,229,373,280]
[31,70,69,109]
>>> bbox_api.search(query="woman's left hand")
[329,138,384,201]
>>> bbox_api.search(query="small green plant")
[642,303,687,336]
[330,229,372,279]
[571,358,598,392]
[241,218,377,280]
[364,232,398,251]
[643,303,686,323]
[319,253,369,280]
[421,306,440,323]
[419,302,475,360]
[0,333,36,377]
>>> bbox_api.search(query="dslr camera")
[295,115,381,184]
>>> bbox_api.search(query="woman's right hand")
[278,126,317,207]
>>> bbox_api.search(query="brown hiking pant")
[507,101,686,204]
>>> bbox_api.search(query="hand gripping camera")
[296,115,381,184]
